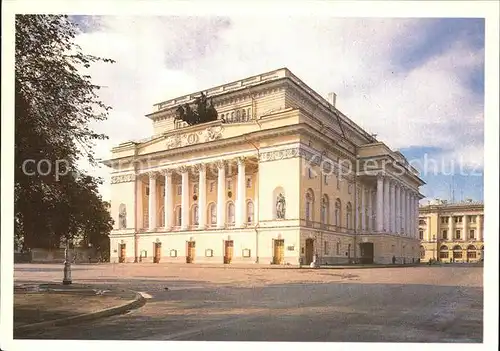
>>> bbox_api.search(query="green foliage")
[15,15,115,251]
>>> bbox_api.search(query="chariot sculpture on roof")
[174,92,218,126]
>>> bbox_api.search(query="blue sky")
[70,16,485,203]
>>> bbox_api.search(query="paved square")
[14,263,483,342]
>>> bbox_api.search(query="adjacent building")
[103,68,425,265]
[418,199,484,263]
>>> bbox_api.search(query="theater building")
[418,199,484,263]
[103,68,425,265]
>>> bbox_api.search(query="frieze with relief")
[165,125,224,150]
[111,174,136,184]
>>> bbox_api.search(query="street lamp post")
[63,237,72,285]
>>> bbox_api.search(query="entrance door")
[224,240,234,264]
[186,241,195,263]
[119,244,126,263]
[153,242,162,263]
[273,239,285,264]
[305,239,314,265]
[359,242,374,264]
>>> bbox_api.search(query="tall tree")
[15,15,115,251]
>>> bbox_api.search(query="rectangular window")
[454,216,463,223]
[419,230,424,239]
[467,251,476,259]
[193,184,199,194]
[177,185,182,195]
[419,219,426,225]
[441,217,448,224]
[455,229,461,240]
[469,229,475,239]
[442,230,448,239]
[209,182,215,192]
[246,177,252,188]
[469,216,476,223]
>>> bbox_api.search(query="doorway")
[273,239,285,264]
[359,242,374,264]
[153,242,162,263]
[305,238,315,265]
[224,240,234,264]
[186,241,196,263]
[119,243,126,263]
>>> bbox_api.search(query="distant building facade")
[103,68,425,265]
[418,199,484,263]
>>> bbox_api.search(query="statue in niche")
[276,193,286,219]
[118,204,127,229]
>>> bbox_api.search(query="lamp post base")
[62,261,72,285]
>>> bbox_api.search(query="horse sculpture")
[175,92,218,126]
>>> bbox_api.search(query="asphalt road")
[13,263,483,342]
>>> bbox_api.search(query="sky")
[70,16,485,204]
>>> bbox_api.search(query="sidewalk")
[14,283,146,335]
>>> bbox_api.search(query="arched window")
[242,109,247,121]
[209,203,217,225]
[305,190,314,221]
[227,202,235,225]
[247,108,251,119]
[230,111,235,122]
[335,198,341,226]
[246,200,254,224]
[175,206,182,226]
[346,202,352,229]
[236,110,241,122]
[321,195,329,224]
[192,205,199,225]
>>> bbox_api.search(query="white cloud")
[72,16,484,200]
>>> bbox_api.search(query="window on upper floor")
[419,219,426,225]
[440,216,448,224]
[442,230,448,239]
[209,182,215,192]
[454,216,463,223]
[469,216,476,223]
[419,230,424,239]
[246,177,252,188]
[469,229,475,239]
[177,185,182,195]
[324,174,328,185]
[227,179,233,190]
[455,230,461,240]
[193,184,199,195]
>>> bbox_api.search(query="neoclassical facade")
[418,200,484,263]
[103,68,425,265]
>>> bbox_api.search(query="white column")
[383,176,390,232]
[135,175,143,229]
[415,197,419,238]
[217,160,226,228]
[389,181,395,233]
[476,215,482,241]
[367,189,373,232]
[376,175,384,232]
[405,191,410,236]
[163,169,173,230]
[180,166,190,230]
[400,187,405,234]
[148,171,157,230]
[395,184,401,235]
[236,157,246,227]
[197,164,207,229]
[360,185,366,232]
[409,194,415,238]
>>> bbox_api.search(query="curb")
[14,291,146,334]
